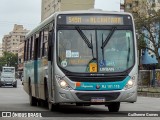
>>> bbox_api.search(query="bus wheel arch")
[44,77,52,110]
[44,77,59,111]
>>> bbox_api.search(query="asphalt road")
[0,79,160,120]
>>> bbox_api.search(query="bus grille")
[75,92,120,101]
[68,76,126,82]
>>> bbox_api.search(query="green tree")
[0,51,18,71]
[133,1,160,66]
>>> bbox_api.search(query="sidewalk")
[138,87,160,97]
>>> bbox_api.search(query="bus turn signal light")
[76,82,81,87]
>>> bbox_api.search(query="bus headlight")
[124,76,135,90]
[59,80,68,88]
[55,75,69,89]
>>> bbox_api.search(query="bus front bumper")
[54,86,137,104]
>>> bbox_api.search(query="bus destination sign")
[65,15,124,25]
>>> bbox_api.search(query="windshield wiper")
[127,36,131,67]
[90,34,95,58]
[102,34,105,61]
[101,26,117,49]
[76,26,95,59]
[75,27,93,49]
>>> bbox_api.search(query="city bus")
[23,10,138,112]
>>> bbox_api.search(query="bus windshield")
[57,27,134,73]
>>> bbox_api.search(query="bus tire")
[37,99,46,107]
[29,83,37,106]
[44,78,60,111]
[48,102,59,111]
[44,79,49,108]
[48,102,54,111]
[46,88,60,111]
[108,102,120,112]
[47,92,60,111]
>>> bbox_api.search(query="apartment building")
[2,24,29,71]
[17,42,24,71]
[2,24,29,54]
[41,0,95,21]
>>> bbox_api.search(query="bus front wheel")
[107,102,120,112]
[48,101,59,111]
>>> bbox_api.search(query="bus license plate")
[91,98,105,102]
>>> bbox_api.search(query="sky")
[0,0,120,43]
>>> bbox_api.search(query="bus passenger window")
[38,32,41,58]
[28,38,31,60]
[43,42,48,56]
[31,36,34,60]
[26,39,29,61]
[42,27,49,57]
[34,33,39,60]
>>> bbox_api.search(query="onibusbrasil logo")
[1,112,42,118]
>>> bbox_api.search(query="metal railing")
[138,69,160,87]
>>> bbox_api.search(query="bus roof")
[25,10,133,39]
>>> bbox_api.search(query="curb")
[138,87,160,92]
[138,87,160,97]
[138,92,160,98]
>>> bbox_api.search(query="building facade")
[120,0,125,11]
[41,0,95,21]
[17,42,24,71]
[2,24,29,54]
[2,24,29,71]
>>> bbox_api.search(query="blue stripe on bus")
[34,60,38,84]
[75,76,130,91]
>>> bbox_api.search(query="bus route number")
[68,17,82,23]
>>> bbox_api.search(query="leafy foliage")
[133,1,160,64]
[0,52,18,71]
